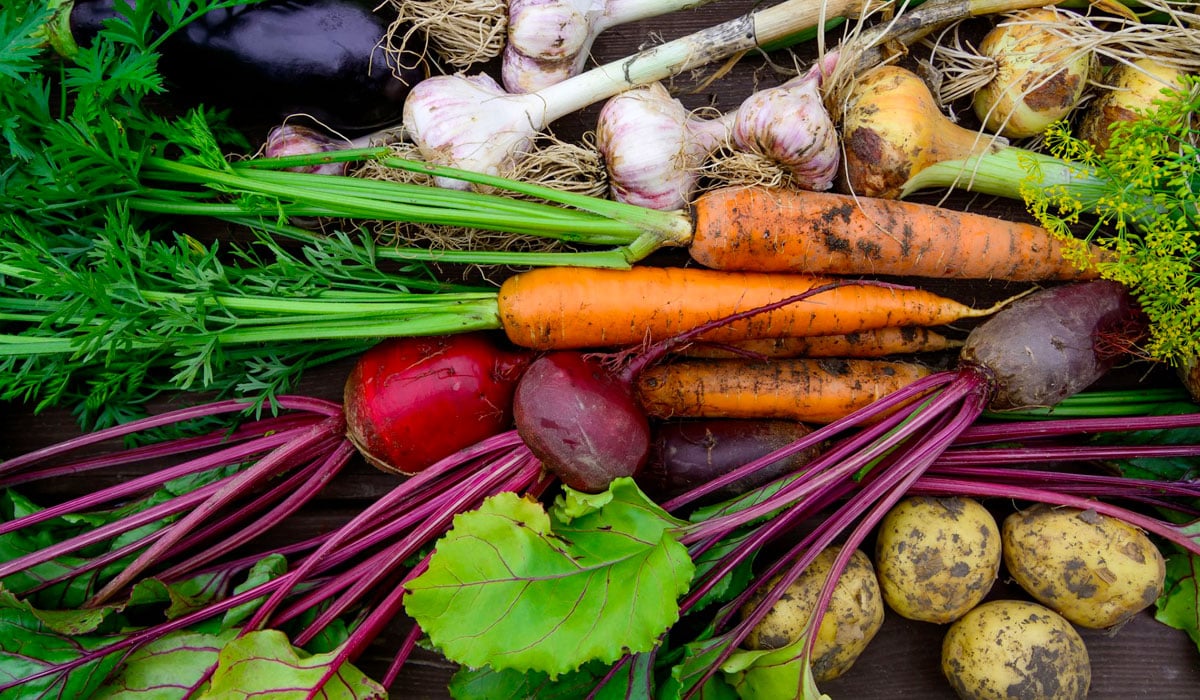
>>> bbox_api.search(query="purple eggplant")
[65,0,430,132]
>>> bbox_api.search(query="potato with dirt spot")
[740,545,884,682]
[875,496,1001,623]
[942,599,1090,700]
[1002,503,1165,629]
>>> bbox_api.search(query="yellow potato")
[942,599,1090,700]
[875,496,1001,623]
[740,546,884,682]
[1002,503,1165,628]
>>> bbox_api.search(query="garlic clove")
[403,73,546,189]
[597,83,729,210]
[732,68,839,191]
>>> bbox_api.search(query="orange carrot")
[496,266,1012,350]
[636,357,933,424]
[688,186,1102,280]
[679,326,963,359]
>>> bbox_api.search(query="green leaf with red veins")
[1156,550,1200,653]
[0,589,127,697]
[721,636,832,700]
[199,630,386,699]
[405,478,694,678]
[94,629,239,699]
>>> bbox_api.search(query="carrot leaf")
[404,478,694,679]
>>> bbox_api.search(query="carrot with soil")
[636,357,933,424]
[688,186,1101,280]
[678,327,963,359]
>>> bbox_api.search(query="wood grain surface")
[3,1,1199,698]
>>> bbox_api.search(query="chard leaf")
[199,630,385,699]
[1156,551,1200,652]
[0,589,126,697]
[94,628,239,699]
[405,478,694,678]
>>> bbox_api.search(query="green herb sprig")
[1023,79,1199,364]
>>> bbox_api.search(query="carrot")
[679,327,963,359]
[496,266,1014,350]
[688,187,1102,280]
[636,357,934,424]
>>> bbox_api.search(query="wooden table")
[4,1,1199,697]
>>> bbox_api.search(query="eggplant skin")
[70,0,429,132]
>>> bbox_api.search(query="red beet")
[640,419,821,501]
[344,333,534,474]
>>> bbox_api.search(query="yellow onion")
[972,8,1093,139]
[1077,59,1190,154]
[841,64,1007,199]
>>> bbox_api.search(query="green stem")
[899,146,1110,206]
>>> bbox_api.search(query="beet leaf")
[404,478,694,678]
[1157,552,1200,653]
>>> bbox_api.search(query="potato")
[875,496,1001,623]
[1002,503,1165,628]
[942,599,1090,700]
[740,546,884,682]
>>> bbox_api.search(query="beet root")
[960,281,1143,410]
[513,352,651,493]
[639,419,821,502]
[344,333,533,475]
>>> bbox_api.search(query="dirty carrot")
[688,186,1103,280]
[678,326,963,359]
[495,266,1014,350]
[635,357,934,424]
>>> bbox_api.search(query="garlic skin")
[1077,59,1189,155]
[402,73,546,189]
[597,83,732,210]
[972,8,1092,139]
[842,65,1007,199]
[263,124,349,176]
[732,66,838,191]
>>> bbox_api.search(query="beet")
[344,333,533,475]
[66,0,430,132]
[513,351,651,493]
[639,419,822,502]
[960,280,1142,410]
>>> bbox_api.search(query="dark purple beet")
[513,352,651,493]
[639,419,822,502]
[961,280,1144,410]
[66,0,430,132]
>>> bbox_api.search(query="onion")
[971,8,1093,139]
[841,64,1007,199]
[1077,58,1190,154]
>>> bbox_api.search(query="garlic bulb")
[503,0,718,93]
[1077,59,1190,154]
[263,124,350,176]
[597,83,733,210]
[842,65,1007,199]
[972,8,1093,139]
[732,63,838,191]
[402,73,547,190]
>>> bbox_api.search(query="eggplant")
[65,0,430,133]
